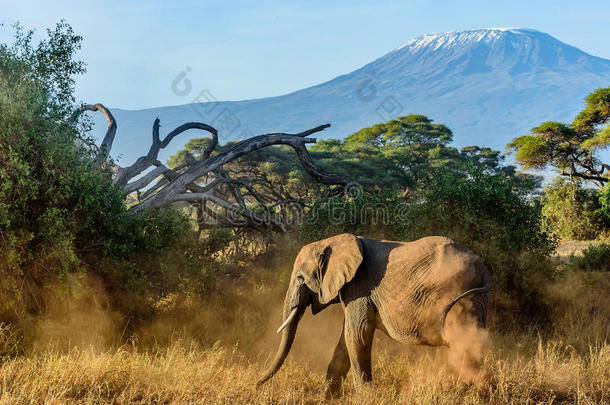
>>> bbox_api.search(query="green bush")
[598,183,610,223]
[568,244,610,272]
[541,179,605,240]
[401,166,555,254]
[301,190,405,241]
[0,22,206,323]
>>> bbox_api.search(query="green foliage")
[343,114,452,147]
[508,87,610,187]
[310,115,539,193]
[167,137,215,168]
[541,179,605,240]
[301,191,406,241]
[311,115,456,188]
[573,88,610,134]
[1,21,86,120]
[507,128,568,170]
[406,166,557,316]
[567,243,610,272]
[197,228,234,258]
[0,22,93,274]
[403,166,555,253]
[0,22,204,323]
[508,87,610,240]
[598,183,610,222]
[169,115,540,254]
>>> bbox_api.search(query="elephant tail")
[440,280,492,329]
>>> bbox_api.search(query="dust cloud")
[31,274,122,353]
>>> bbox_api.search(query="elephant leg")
[343,299,376,389]
[325,324,350,397]
[444,301,491,385]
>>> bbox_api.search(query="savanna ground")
[0,242,607,405]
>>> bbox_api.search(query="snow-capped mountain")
[92,28,610,164]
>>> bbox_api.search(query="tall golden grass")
[0,332,606,404]
[0,247,607,404]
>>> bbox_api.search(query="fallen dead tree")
[74,104,349,237]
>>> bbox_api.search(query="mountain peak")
[372,27,609,79]
[395,28,544,52]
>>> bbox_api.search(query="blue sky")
[1,0,609,109]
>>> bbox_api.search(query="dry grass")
[556,240,605,261]
[0,335,607,404]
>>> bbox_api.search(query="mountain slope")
[92,28,610,164]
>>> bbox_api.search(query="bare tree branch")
[560,171,608,189]
[123,165,173,195]
[72,103,117,167]
[132,124,347,211]
[114,119,218,187]
[78,104,348,237]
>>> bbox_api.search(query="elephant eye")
[296,274,304,283]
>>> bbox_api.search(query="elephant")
[256,233,492,392]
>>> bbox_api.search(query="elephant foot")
[325,375,347,399]
[324,385,340,400]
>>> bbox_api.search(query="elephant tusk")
[276,307,298,334]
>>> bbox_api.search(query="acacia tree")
[74,104,349,238]
[508,88,610,188]
[309,114,537,192]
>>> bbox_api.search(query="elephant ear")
[318,234,363,304]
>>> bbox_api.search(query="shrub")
[541,178,605,240]
[0,23,206,324]
[568,243,610,272]
[300,190,405,241]
[400,166,555,254]
[598,183,610,223]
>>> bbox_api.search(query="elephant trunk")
[257,285,307,386]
